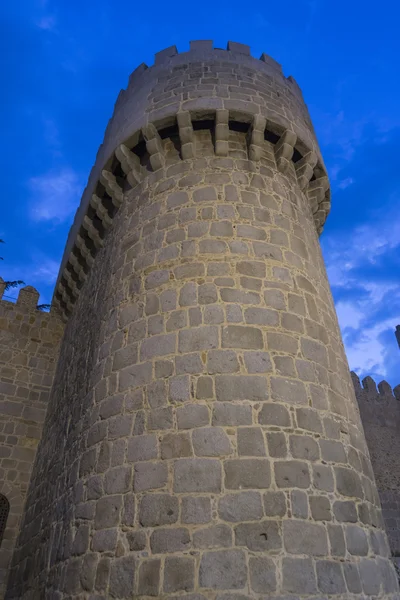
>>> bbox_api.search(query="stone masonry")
[4,41,400,598]
[353,372,400,558]
[0,280,64,598]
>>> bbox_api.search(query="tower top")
[54,40,330,318]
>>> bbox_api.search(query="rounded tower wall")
[6,42,398,599]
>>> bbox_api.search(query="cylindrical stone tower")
[6,41,399,599]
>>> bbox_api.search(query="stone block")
[199,550,247,589]
[181,496,211,524]
[161,432,192,459]
[289,434,319,461]
[127,530,147,551]
[196,376,214,399]
[215,375,268,401]
[109,556,135,598]
[192,427,232,456]
[177,404,210,429]
[333,500,357,522]
[237,427,266,456]
[291,490,308,519]
[94,495,122,529]
[263,491,287,517]
[139,494,179,527]
[283,520,328,556]
[316,560,346,594]
[296,407,322,433]
[345,525,368,555]
[249,557,276,593]
[312,464,334,492]
[169,375,191,403]
[275,461,310,489]
[343,563,362,594]
[104,466,131,494]
[282,557,317,594]
[258,403,290,426]
[243,351,272,373]
[310,495,331,521]
[235,520,281,552]
[176,353,204,375]
[222,325,263,349]
[207,350,240,374]
[212,402,252,426]
[267,432,287,458]
[270,377,307,405]
[138,559,160,596]
[134,462,168,491]
[174,458,221,492]
[335,467,364,499]
[164,556,195,593]
[150,527,190,553]
[92,529,118,552]
[148,406,173,430]
[193,524,232,548]
[127,435,158,462]
[224,459,270,489]
[179,326,219,352]
[218,491,263,522]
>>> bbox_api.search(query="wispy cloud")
[323,208,400,384]
[338,176,354,190]
[28,167,82,223]
[35,15,57,31]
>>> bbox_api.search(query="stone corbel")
[76,234,94,268]
[68,252,87,283]
[295,150,318,191]
[90,194,113,229]
[115,144,142,187]
[247,115,266,161]
[63,268,79,299]
[83,216,103,249]
[274,130,297,174]
[307,175,329,214]
[58,282,74,313]
[177,111,195,160]
[215,109,229,157]
[142,123,165,171]
[100,170,124,208]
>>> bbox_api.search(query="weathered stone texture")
[3,41,398,600]
[0,287,63,597]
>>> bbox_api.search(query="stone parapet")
[353,371,400,557]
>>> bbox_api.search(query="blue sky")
[1,0,399,387]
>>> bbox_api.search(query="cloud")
[323,209,400,385]
[29,167,82,223]
[35,15,57,31]
[338,176,354,190]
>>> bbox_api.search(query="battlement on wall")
[123,40,302,96]
[352,371,400,428]
[0,278,61,324]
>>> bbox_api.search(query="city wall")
[0,282,64,598]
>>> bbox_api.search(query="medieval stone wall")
[4,41,399,599]
[0,283,64,598]
[353,372,400,556]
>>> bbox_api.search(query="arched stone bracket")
[54,110,330,319]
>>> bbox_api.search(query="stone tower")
[5,41,399,599]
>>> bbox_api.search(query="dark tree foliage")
[0,239,25,292]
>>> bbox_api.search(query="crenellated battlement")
[53,41,330,321]
[352,371,400,428]
[0,278,60,320]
